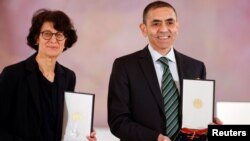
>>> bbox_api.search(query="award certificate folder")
[182,79,215,129]
[62,91,95,141]
[216,102,250,125]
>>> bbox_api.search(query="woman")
[0,9,96,141]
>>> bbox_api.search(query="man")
[108,1,221,141]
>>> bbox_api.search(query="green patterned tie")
[158,57,180,140]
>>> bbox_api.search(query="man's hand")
[211,117,223,125]
[157,133,171,141]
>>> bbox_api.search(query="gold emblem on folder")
[193,98,203,109]
[72,112,82,121]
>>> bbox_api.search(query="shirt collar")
[148,44,176,63]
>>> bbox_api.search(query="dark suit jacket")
[108,46,206,141]
[0,53,76,141]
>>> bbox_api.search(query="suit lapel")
[174,49,185,126]
[174,50,184,93]
[138,47,165,113]
[56,63,65,123]
[25,54,42,121]
[55,63,66,139]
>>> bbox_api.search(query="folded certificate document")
[62,91,95,141]
[182,79,215,129]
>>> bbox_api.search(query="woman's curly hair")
[27,9,77,51]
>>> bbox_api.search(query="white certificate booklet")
[62,91,95,141]
[182,79,215,129]
[216,102,250,125]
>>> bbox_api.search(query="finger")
[214,117,223,125]
[86,136,96,141]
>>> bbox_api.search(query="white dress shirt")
[148,44,180,93]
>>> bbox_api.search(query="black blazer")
[108,46,206,141]
[0,53,76,141]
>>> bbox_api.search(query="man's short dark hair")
[143,1,177,24]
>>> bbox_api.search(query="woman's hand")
[86,130,97,141]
